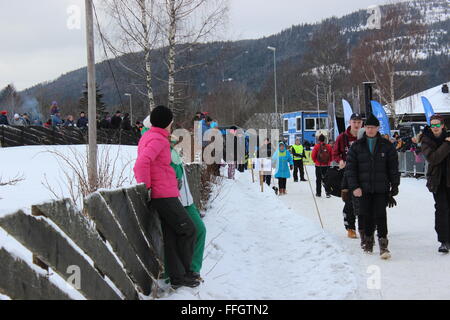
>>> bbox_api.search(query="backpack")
[324,167,344,197]
[317,143,330,164]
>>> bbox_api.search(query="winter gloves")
[387,184,399,208]
[390,184,399,197]
[387,194,397,208]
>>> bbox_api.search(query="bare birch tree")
[157,0,229,111]
[100,0,159,113]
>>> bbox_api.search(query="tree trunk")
[167,0,176,110]
[140,0,156,113]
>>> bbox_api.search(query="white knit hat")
[143,115,151,129]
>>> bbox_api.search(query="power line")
[92,2,125,111]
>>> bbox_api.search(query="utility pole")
[85,0,98,190]
[316,85,320,115]
[268,47,278,132]
[363,81,376,116]
[125,93,133,125]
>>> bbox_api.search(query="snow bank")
[0,145,137,217]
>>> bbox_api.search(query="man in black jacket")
[420,114,450,253]
[110,111,122,129]
[345,114,400,259]
[77,111,88,129]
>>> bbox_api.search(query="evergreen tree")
[79,83,107,117]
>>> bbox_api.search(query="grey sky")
[0,0,388,91]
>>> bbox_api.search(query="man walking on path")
[333,113,364,239]
[345,114,400,260]
[311,134,333,198]
[420,114,450,253]
[290,138,307,182]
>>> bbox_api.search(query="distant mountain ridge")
[18,0,449,122]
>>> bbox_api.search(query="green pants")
[185,204,206,273]
[163,203,206,277]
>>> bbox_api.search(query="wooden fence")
[0,164,202,300]
[0,125,140,148]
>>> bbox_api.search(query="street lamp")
[267,46,278,131]
[124,93,132,125]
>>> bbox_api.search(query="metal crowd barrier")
[398,151,428,177]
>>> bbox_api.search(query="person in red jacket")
[333,113,363,240]
[311,134,333,197]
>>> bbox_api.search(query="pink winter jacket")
[133,127,180,199]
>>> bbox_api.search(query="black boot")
[171,276,201,290]
[272,186,279,195]
[438,243,449,254]
[359,230,365,250]
[364,235,374,253]
[379,238,391,260]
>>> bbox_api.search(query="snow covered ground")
[280,166,450,300]
[1,145,450,300]
[0,145,137,216]
[159,168,358,300]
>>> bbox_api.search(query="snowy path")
[280,166,450,300]
[162,170,358,300]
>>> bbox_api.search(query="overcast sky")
[0,0,388,91]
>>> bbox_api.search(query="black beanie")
[365,113,380,127]
[150,105,173,129]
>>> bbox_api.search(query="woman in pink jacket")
[133,105,199,289]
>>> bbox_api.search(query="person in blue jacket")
[272,141,294,195]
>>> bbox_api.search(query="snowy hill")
[16,0,449,120]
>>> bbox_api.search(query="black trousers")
[293,160,305,181]
[151,198,197,282]
[359,193,387,238]
[264,175,271,186]
[343,196,365,231]
[315,166,328,196]
[278,178,287,189]
[433,185,450,243]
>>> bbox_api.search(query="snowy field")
[0,145,137,216]
[1,145,450,300]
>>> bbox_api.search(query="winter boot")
[186,271,204,283]
[359,230,365,250]
[379,238,391,260]
[438,243,449,254]
[364,235,374,254]
[272,186,279,195]
[347,229,357,239]
[171,277,201,290]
